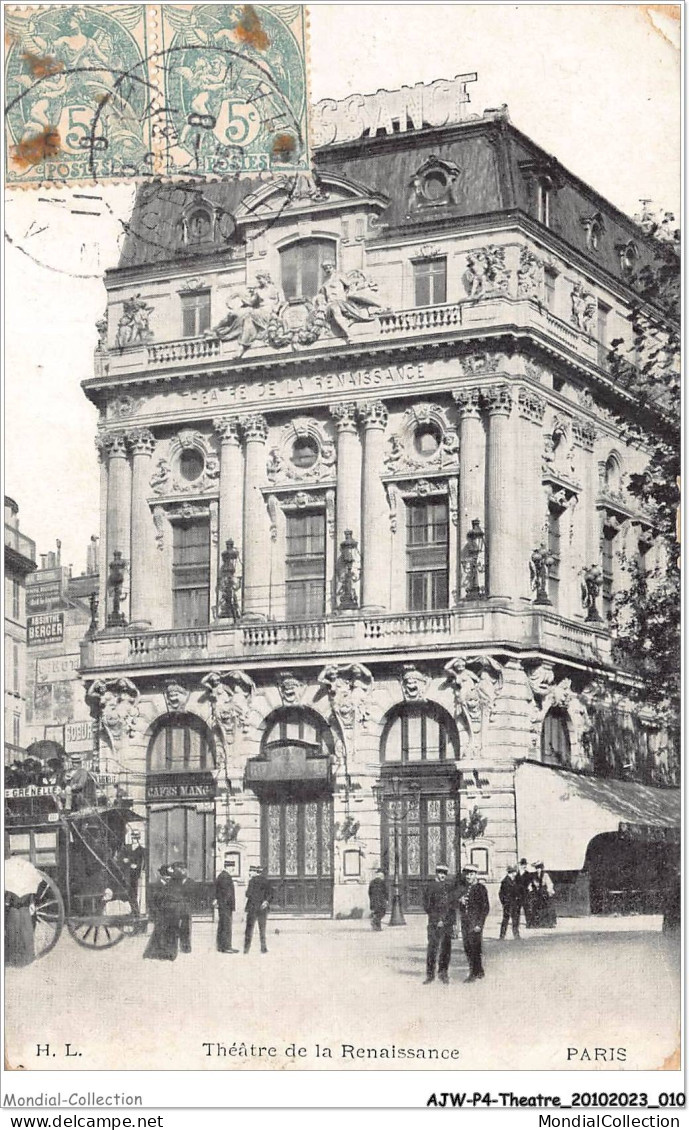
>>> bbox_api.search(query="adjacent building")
[77,85,679,916]
[4,497,36,762]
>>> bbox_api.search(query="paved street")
[6,915,679,1072]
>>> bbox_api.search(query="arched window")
[147,713,215,773]
[262,707,334,757]
[603,454,622,494]
[280,238,337,301]
[381,702,459,763]
[187,209,212,242]
[541,708,571,767]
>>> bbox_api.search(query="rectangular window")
[13,579,21,620]
[601,530,615,621]
[13,642,20,693]
[181,291,211,338]
[413,258,447,306]
[544,269,557,309]
[597,301,610,368]
[285,510,326,620]
[547,507,561,606]
[406,498,449,611]
[172,518,210,627]
[280,240,336,301]
[537,181,551,227]
[13,713,21,747]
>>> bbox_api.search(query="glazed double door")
[148,805,215,913]
[382,793,459,912]
[261,795,333,913]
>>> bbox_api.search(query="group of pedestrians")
[144,855,273,962]
[498,859,556,938]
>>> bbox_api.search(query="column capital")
[482,384,513,417]
[356,399,388,430]
[126,427,156,456]
[453,387,483,419]
[330,402,359,434]
[517,387,546,424]
[239,413,268,443]
[96,431,129,459]
[213,415,241,445]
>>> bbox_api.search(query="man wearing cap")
[457,865,490,982]
[118,830,145,916]
[422,863,456,984]
[498,863,521,940]
[244,865,273,954]
[214,856,238,953]
[368,868,388,931]
[63,754,97,812]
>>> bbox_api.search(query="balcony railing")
[129,628,209,658]
[242,620,327,649]
[363,610,453,639]
[95,294,600,380]
[4,524,36,562]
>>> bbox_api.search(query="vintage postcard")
[2,0,682,1096]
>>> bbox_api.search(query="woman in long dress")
[143,866,181,961]
[5,855,43,967]
[531,862,557,928]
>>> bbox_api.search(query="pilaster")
[357,400,389,612]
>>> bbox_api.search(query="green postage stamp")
[4,4,310,186]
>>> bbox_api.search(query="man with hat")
[63,753,97,812]
[498,863,521,940]
[457,864,490,982]
[244,865,273,954]
[214,856,239,953]
[118,830,145,916]
[422,863,456,984]
[368,868,388,931]
[515,857,535,927]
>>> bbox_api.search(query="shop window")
[406,497,449,611]
[541,707,571,766]
[172,518,210,628]
[148,713,215,773]
[181,291,211,338]
[280,239,337,301]
[413,258,447,306]
[285,509,326,620]
[381,702,459,763]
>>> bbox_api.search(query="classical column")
[95,435,110,630]
[330,402,361,547]
[104,432,132,624]
[127,428,156,628]
[516,388,547,601]
[573,419,600,573]
[213,416,243,614]
[483,384,514,600]
[357,400,389,612]
[453,388,485,600]
[239,413,269,619]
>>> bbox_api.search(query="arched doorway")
[146,712,217,912]
[379,702,460,911]
[246,707,335,914]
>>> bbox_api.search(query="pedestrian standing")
[4,850,43,968]
[170,862,194,953]
[499,864,521,939]
[516,857,535,927]
[144,865,180,961]
[215,857,239,953]
[118,829,145,915]
[457,864,490,982]
[368,868,388,930]
[531,862,557,927]
[422,863,455,984]
[244,865,272,954]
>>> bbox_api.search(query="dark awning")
[514,762,680,872]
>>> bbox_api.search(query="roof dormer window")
[581,211,605,252]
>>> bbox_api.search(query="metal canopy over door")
[261,790,333,913]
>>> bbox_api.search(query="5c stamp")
[4,4,309,186]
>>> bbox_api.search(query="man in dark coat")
[144,865,180,961]
[368,868,388,930]
[215,856,238,953]
[422,863,456,984]
[244,865,273,954]
[457,864,490,982]
[515,857,534,927]
[499,864,521,939]
[169,862,194,953]
[118,830,145,915]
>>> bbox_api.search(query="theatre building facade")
[78,85,679,917]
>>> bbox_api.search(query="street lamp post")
[372,776,420,927]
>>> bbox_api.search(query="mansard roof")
[115,108,663,296]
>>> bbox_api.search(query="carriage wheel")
[66,917,127,950]
[32,873,64,960]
